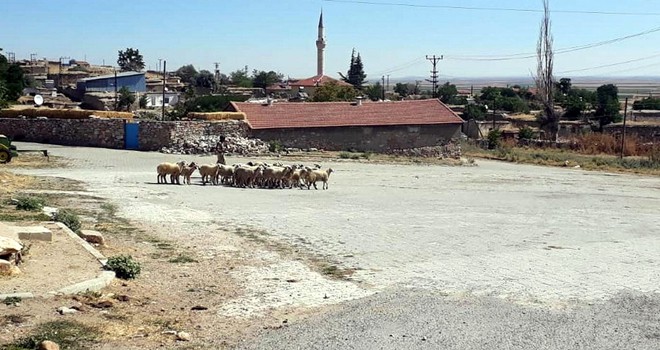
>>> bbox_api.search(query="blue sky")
[2,0,660,80]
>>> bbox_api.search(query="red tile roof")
[289,75,353,87]
[229,99,464,130]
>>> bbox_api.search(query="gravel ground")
[10,142,660,348]
[237,289,660,350]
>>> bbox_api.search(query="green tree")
[230,70,253,88]
[138,94,148,109]
[312,81,357,102]
[339,49,367,90]
[633,97,660,110]
[462,104,487,121]
[437,82,458,104]
[117,48,145,72]
[557,77,572,95]
[393,83,409,97]
[594,84,621,130]
[175,64,198,85]
[364,82,383,101]
[0,80,9,108]
[195,70,215,89]
[117,86,136,111]
[252,70,282,90]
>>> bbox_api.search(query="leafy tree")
[312,81,357,102]
[518,126,535,140]
[117,86,136,111]
[364,82,383,101]
[230,70,253,88]
[0,51,25,102]
[562,94,587,120]
[175,64,198,85]
[195,70,215,89]
[479,86,529,113]
[535,0,557,140]
[138,94,148,109]
[557,78,572,95]
[393,83,409,97]
[594,84,621,130]
[462,104,487,121]
[437,82,458,104]
[339,49,367,90]
[117,48,145,72]
[0,80,9,108]
[252,70,282,90]
[633,97,660,110]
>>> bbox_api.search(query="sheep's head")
[327,168,334,175]
[176,160,186,168]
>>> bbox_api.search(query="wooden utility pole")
[162,60,167,120]
[620,97,628,159]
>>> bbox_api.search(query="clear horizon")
[2,0,660,80]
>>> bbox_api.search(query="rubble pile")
[160,135,270,155]
[388,142,462,159]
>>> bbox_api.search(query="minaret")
[316,11,326,76]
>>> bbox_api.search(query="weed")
[2,297,21,306]
[3,320,99,350]
[268,140,283,153]
[100,202,118,217]
[338,152,351,159]
[53,209,82,232]
[168,254,198,264]
[106,255,141,280]
[78,290,102,299]
[14,195,46,211]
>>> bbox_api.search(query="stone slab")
[14,226,53,242]
[54,271,115,295]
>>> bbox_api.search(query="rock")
[57,306,78,315]
[115,294,130,302]
[162,330,177,335]
[191,305,208,311]
[15,226,52,242]
[79,230,105,246]
[176,331,191,341]
[0,260,20,276]
[90,300,114,308]
[42,206,59,219]
[0,236,22,256]
[39,340,60,350]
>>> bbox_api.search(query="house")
[287,75,353,99]
[145,92,180,108]
[77,71,146,93]
[226,99,464,152]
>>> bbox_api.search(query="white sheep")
[215,164,234,185]
[198,164,221,185]
[301,168,334,190]
[156,161,186,184]
[180,162,198,185]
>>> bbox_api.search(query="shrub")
[15,195,46,211]
[106,255,141,279]
[5,320,99,350]
[518,126,535,140]
[53,209,82,232]
[487,130,503,149]
[268,140,283,153]
[338,152,351,159]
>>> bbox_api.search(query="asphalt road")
[11,142,660,349]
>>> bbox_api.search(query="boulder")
[39,341,60,350]
[176,331,192,341]
[79,230,105,246]
[0,236,22,255]
[0,260,21,276]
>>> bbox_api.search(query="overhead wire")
[321,0,660,16]
[556,53,660,74]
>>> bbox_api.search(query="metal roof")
[79,71,144,82]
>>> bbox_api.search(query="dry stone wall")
[0,117,125,148]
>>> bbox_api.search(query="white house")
[146,92,179,108]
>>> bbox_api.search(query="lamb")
[301,168,334,190]
[262,165,288,189]
[284,165,304,189]
[156,161,186,184]
[180,162,198,185]
[198,164,221,185]
[215,164,235,185]
[233,165,263,188]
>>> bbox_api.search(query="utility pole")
[58,56,70,88]
[214,62,221,93]
[158,58,162,72]
[7,52,15,63]
[114,69,118,111]
[386,74,390,92]
[620,97,628,159]
[162,60,167,120]
[381,75,385,101]
[425,55,443,98]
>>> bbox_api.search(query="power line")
[373,56,425,75]
[556,53,660,74]
[444,25,660,61]
[589,61,660,76]
[322,0,660,16]
[425,55,442,98]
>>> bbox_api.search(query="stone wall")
[0,118,125,148]
[252,124,461,152]
[604,124,660,142]
[137,120,248,151]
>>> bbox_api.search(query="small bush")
[518,126,535,140]
[106,255,141,279]
[168,254,198,264]
[3,296,21,306]
[268,140,283,153]
[53,209,81,232]
[362,151,373,159]
[487,130,503,149]
[338,152,351,159]
[15,196,46,211]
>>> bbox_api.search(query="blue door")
[125,122,139,150]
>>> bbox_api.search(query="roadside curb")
[1,221,115,300]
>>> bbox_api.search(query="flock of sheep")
[156,160,334,190]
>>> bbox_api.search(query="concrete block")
[55,271,115,295]
[14,226,52,242]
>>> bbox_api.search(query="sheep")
[198,164,221,185]
[180,162,198,185]
[215,164,234,185]
[301,168,334,190]
[156,161,186,184]
[233,165,264,188]
[284,165,304,189]
[262,165,288,189]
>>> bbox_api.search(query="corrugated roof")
[289,75,352,87]
[230,99,464,130]
[79,71,144,82]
